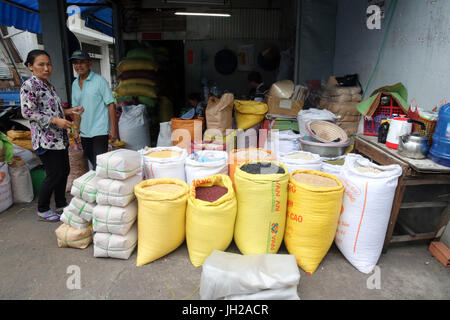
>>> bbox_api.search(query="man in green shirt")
[70,50,117,169]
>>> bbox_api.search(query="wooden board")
[357,135,450,173]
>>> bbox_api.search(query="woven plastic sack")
[8,158,33,203]
[96,174,142,207]
[141,146,187,181]
[118,105,151,151]
[134,178,189,266]
[285,170,344,274]
[60,208,90,230]
[70,171,101,203]
[186,175,237,267]
[66,197,95,222]
[0,162,13,213]
[96,149,141,180]
[200,250,300,300]
[234,100,268,130]
[185,151,228,186]
[335,154,402,274]
[66,148,88,192]
[93,200,137,236]
[55,223,92,249]
[234,161,289,254]
[279,151,322,173]
[93,224,138,260]
[116,59,158,72]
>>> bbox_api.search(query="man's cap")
[69,50,91,61]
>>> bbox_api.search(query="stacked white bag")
[93,149,142,260]
[61,170,101,229]
[335,154,402,274]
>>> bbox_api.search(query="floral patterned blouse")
[20,75,69,151]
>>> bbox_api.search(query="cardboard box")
[265,95,304,117]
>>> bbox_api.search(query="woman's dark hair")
[24,50,51,67]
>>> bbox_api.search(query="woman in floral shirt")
[21,50,84,222]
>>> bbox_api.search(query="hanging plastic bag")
[186,174,237,267]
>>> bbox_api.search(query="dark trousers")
[37,148,70,213]
[81,135,109,170]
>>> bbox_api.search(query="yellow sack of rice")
[116,59,158,72]
[234,161,289,255]
[134,178,189,266]
[55,223,93,249]
[285,170,344,274]
[186,174,237,267]
[115,83,157,99]
[234,100,268,130]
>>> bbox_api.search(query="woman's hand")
[51,118,72,129]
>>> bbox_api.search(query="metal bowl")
[300,137,352,158]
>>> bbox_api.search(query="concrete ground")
[0,197,449,300]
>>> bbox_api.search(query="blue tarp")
[0,0,112,36]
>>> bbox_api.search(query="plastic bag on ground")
[335,154,402,274]
[199,250,300,300]
[118,105,151,151]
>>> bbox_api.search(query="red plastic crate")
[364,97,406,136]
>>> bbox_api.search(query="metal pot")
[398,133,429,159]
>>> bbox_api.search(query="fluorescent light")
[175,12,231,17]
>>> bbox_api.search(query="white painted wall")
[334,0,450,111]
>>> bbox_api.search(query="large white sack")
[70,170,101,203]
[9,163,34,203]
[93,200,137,236]
[140,146,187,181]
[96,174,142,207]
[279,151,322,173]
[157,121,172,147]
[321,162,344,181]
[185,150,228,186]
[224,286,300,300]
[0,162,13,213]
[66,197,96,222]
[199,250,300,300]
[335,154,402,274]
[118,105,151,151]
[93,224,137,260]
[60,207,90,229]
[96,149,141,180]
[297,108,338,137]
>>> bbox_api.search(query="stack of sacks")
[57,170,101,249]
[62,170,101,230]
[93,149,142,260]
[200,250,301,300]
[319,78,362,137]
[7,130,33,151]
[115,47,159,110]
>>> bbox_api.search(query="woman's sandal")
[37,210,60,222]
